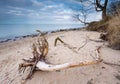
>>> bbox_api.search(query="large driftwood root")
[19,30,102,79]
[19,30,49,79]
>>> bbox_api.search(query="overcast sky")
[0,0,102,24]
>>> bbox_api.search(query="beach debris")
[102,61,120,67]
[87,79,93,84]
[54,37,78,53]
[54,37,64,46]
[78,35,89,50]
[19,30,103,79]
[115,74,120,81]
[100,33,108,41]
[87,35,105,42]
[19,30,49,79]
[78,35,105,51]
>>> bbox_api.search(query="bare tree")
[72,6,89,25]
[72,2,92,25]
[95,0,108,20]
[75,0,109,20]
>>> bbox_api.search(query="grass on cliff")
[86,15,120,50]
[107,16,120,50]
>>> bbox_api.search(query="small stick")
[103,61,120,67]
[78,39,88,50]
[54,37,64,46]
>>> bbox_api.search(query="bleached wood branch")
[36,59,102,71]
[35,46,102,71]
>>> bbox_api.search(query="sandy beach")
[0,30,120,84]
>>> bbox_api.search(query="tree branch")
[104,0,108,8]
[72,14,89,25]
[96,0,103,9]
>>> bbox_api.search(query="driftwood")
[86,35,105,42]
[54,37,78,53]
[78,35,105,51]
[19,30,49,79]
[103,61,120,67]
[78,36,89,50]
[36,46,102,71]
[19,30,102,79]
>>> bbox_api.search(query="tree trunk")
[96,0,108,20]
[102,8,107,20]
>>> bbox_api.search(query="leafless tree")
[75,0,109,20]
[72,6,89,25]
[72,2,93,26]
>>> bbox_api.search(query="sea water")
[0,24,83,41]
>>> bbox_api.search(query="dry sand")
[0,30,120,84]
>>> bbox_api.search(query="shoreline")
[0,27,84,43]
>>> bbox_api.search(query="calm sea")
[0,24,83,41]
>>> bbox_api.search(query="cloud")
[7,6,35,16]
[31,0,43,6]
[47,5,56,8]
[6,3,78,24]
[86,12,102,22]
[55,15,71,21]
[8,6,34,12]
[54,9,74,15]
[41,5,57,11]
[7,10,24,16]
[41,3,64,11]
[2,0,102,24]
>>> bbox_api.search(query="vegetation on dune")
[87,16,120,50]
[86,20,108,32]
[107,17,120,50]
